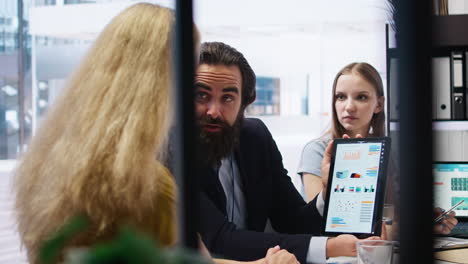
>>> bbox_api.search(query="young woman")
[298,62,457,235]
[298,62,385,202]
[14,3,298,264]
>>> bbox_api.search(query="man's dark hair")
[199,42,256,107]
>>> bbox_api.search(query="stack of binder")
[390,50,468,121]
[433,51,467,120]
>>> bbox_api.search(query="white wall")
[200,23,387,118]
[259,116,323,193]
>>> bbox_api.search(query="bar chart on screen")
[368,144,381,156]
[344,150,361,160]
[331,217,348,228]
[360,201,374,223]
[366,166,379,177]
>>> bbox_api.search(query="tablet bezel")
[321,137,391,238]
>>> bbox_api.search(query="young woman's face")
[334,73,383,137]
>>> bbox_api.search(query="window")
[246,77,280,116]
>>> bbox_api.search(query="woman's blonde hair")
[14,3,197,262]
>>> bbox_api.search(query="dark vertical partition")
[395,1,434,263]
[174,0,198,249]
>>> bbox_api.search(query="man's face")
[194,64,243,166]
[195,64,242,127]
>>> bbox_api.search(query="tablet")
[322,137,391,238]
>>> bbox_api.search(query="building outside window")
[0,0,32,160]
[246,76,280,116]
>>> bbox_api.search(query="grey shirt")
[297,136,331,177]
[218,154,247,229]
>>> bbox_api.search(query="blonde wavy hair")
[14,3,198,263]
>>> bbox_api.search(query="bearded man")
[195,42,373,264]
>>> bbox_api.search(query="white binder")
[433,57,451,120]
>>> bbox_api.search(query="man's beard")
[196,115,241,167]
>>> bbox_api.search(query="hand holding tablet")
[322,137,391,238]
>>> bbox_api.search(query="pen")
[434,199,464,223]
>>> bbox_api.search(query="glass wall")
[0,1,392,262]
[0,0,32,159]
[0,0,391,164]
[194,0,391,190]
[0,0,391,187]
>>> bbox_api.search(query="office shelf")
[432,121,468,131]
[389,121,399,131]
[390,121,468,131]
[433,15,468,48]
[388,14,468,54]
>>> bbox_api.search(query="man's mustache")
[199,116,230,128]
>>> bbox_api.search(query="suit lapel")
[235,119,270,232]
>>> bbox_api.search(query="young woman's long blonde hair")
[14,3,188,262]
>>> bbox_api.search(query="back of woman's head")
[14,3,176,261]
[330,62,385,138]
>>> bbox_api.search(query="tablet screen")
[323,137,390,236]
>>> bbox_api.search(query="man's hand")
[434,208,458,235]
[262,246,299,264]
[321,134,362,199]
[326,235,359,257]
[214,246,299,264]
[326,234,381,258]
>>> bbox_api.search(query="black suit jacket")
[199,118,323,263]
